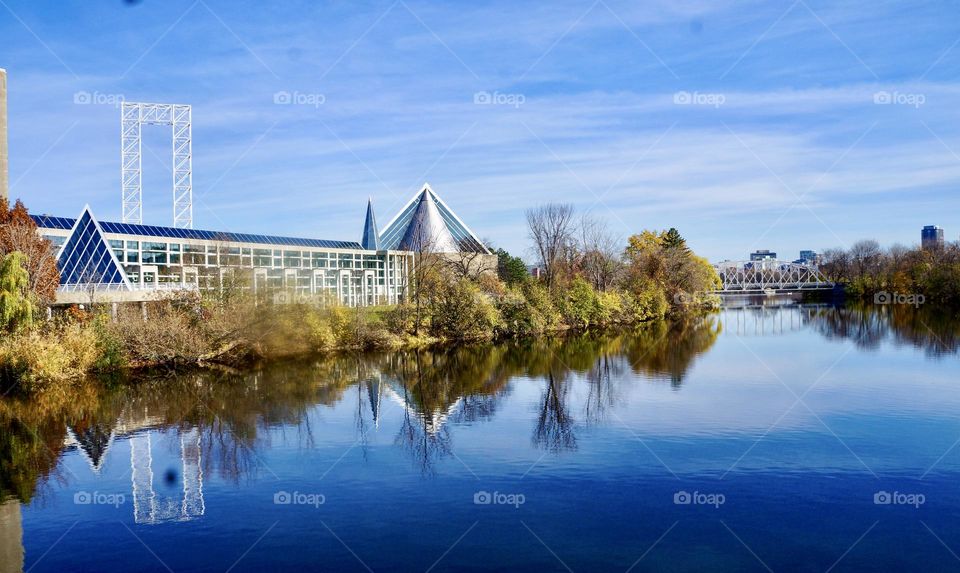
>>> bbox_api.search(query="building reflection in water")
[63,413,205,525]
[130,428,204,525]
[5,303,959,536]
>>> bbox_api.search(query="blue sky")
[1,0,959,262]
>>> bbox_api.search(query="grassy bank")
[0,275,710,395]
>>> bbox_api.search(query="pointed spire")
[398,188,459,252]
[361,197,379,250]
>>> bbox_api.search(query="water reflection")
[1,305,958,509]
[721,302,960,356]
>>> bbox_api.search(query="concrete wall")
[0,500,23,573]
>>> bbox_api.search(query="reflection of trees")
[808,304,960,356]
[394,372,454,475]
[584,349,629,426]
[533,371,577,452]
[0,380,107,502]
[384,348,512,472]
[624,316,722,386]
[0,315,724,500]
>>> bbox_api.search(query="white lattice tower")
[121,103,143,225]
[120,102,193,228]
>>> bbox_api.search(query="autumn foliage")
[0,198,61,304]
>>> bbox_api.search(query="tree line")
[820,239,960,307]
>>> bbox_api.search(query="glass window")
[169,243,181,252]
[126,240,139,249]
[127,251,139,262]
[142,252,167,264]
[144,242,167,251]
[109,239,124,248]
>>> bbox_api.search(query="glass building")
[921,225,944,250]
[750,249,777,261]
[33,185,490,306]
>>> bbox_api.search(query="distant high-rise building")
[798,250,820,265]
[922,225,944,250]
[750,249,776,261]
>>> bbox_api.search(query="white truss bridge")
[714,261,834,293]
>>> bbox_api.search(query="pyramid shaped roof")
[378,184,489,254]
[56,206,131,289]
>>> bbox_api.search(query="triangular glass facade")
[379,187,488,253]
[57,208,129,287]
[397,191,459,252]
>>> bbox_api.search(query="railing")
[57,282,199,293]
[714,261,834,293]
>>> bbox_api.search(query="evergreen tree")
[662,228,688,251]
[496,248,528,285]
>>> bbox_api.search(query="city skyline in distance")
[1,0,959,262]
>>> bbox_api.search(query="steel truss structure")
[715,261,833,293]
[121,102,193,228]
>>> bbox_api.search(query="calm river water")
[2,303,960,572]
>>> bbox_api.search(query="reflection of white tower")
[130,428,204,524]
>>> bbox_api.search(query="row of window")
[101,239,390,270]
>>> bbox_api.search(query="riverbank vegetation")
[820,240,960,307]
[0,199,721,394]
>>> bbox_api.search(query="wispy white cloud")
[2,0,959,260]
